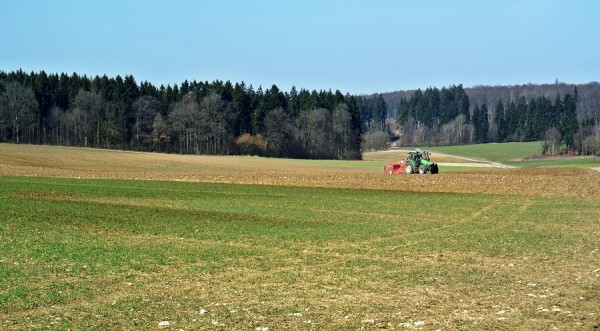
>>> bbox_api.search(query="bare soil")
[1,144,599,198]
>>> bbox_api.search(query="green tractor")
[405,150,439,174]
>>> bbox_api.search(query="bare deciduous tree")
[47,106,65,145]
[263,107,291,157]
[170,95,201,154]
[0,90,7,141]
[332,104,352,159]
[132,96,162,151]
[440,114,473,145]
[361,131,389,152]
[583,135,600,156]
[71,90,105,147]
[307,108,333,158]
[543,127,562,155]
[199,92,232,155]
[235,133,266,156]
[3,81,38,143]
[149,113,170,152]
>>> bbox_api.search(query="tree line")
[3,69,599,157]
[389,84,599,155]
[466,82,600,120]
[380,82,600,120]
[0,70,362,159]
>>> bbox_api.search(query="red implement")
[384,161,406,174]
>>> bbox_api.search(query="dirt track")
[364,149,515,168]
[1,144,599,198]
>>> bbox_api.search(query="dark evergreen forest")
[0,70,362,159]
[380,84,600,154]
[393,86,580,148]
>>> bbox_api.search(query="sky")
[1,0,599,95]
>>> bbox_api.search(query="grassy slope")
[507,156,600,168]
[1,177,598,329]
[424,141,544,162]
[424,141,600,169]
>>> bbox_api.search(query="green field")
[422,141,600,170]
[1,176,599,330]
[507,156,600,168]
[425,141,544,162]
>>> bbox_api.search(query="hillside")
[379,82,600,118]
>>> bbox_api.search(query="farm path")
[435,152,516,168]
[386,149,516,169]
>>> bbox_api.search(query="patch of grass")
[506,156,600,168]
[425,141,544,162]
[1,176,598,329]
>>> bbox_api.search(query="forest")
[393,86,580,148]
[0,70,362,159]
[367,84,600,155]
[1,69,600,158]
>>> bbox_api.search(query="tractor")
[384,150,439,175]
[406,150,439,174]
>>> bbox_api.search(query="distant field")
[424,141,544,162]
[507,156,600,168]
[423,142,600,169]
[1,144,599,329]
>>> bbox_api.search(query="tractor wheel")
[405,163,413,174]
[430,164,439,174]
[418,165,427,174]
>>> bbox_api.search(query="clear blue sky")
[1,0,598,95]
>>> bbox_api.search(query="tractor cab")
[405,150,438,174]
[408,150,431,163]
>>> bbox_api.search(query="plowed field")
[1,144,599,198]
